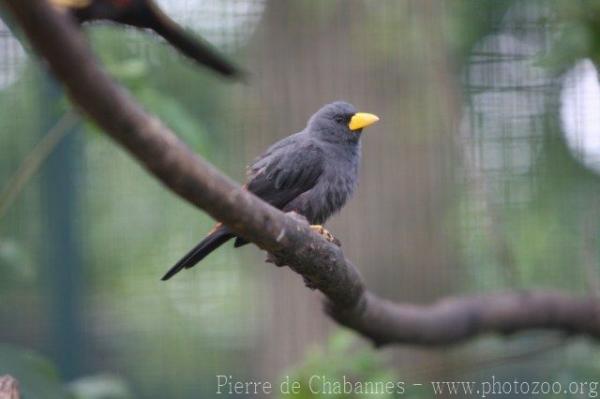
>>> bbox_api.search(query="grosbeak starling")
[51,0,243,78]
[162,101,379,280]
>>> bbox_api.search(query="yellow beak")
[51,0,91,9]
[348,112,380,131]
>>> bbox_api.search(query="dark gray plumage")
[162,101,378,280]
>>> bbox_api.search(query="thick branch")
[5,0,600,347]
[330,291,600,346]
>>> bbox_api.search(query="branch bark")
[4,0,600,347]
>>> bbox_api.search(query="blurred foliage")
[67,375,134,399]
[544,0,600,73]
[0,239,34,288]
[447,0,517,63]
[280,332,405,399]
[87,29,213,154]
[0,345,132,399]
[282,332,600,399]
[0,344,66,399]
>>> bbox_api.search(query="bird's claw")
[285,213,340,246]
[310,225,341,247]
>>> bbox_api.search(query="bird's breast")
[305,160,358,224]
[324,172,357,210]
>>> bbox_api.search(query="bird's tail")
[144,3,244,78]
[161,226,234,281]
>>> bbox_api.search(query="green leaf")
[0,239,35,284]
[0,344,68,399]
[67,374,134,399]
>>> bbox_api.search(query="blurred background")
[2,0,600,397]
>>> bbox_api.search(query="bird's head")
[308,101,379,143]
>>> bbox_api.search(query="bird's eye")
[334,115,347,124]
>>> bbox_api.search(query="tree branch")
[4,0,600,347]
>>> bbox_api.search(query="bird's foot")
[310,225,341,247]
[284,212,340,245]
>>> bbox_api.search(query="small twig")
[0,111,79,220]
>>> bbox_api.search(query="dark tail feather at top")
[146,5,245,79]
[161,226,234,281]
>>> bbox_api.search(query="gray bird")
[161,101,379,280]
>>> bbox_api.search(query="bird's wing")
[246,139,324,209]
